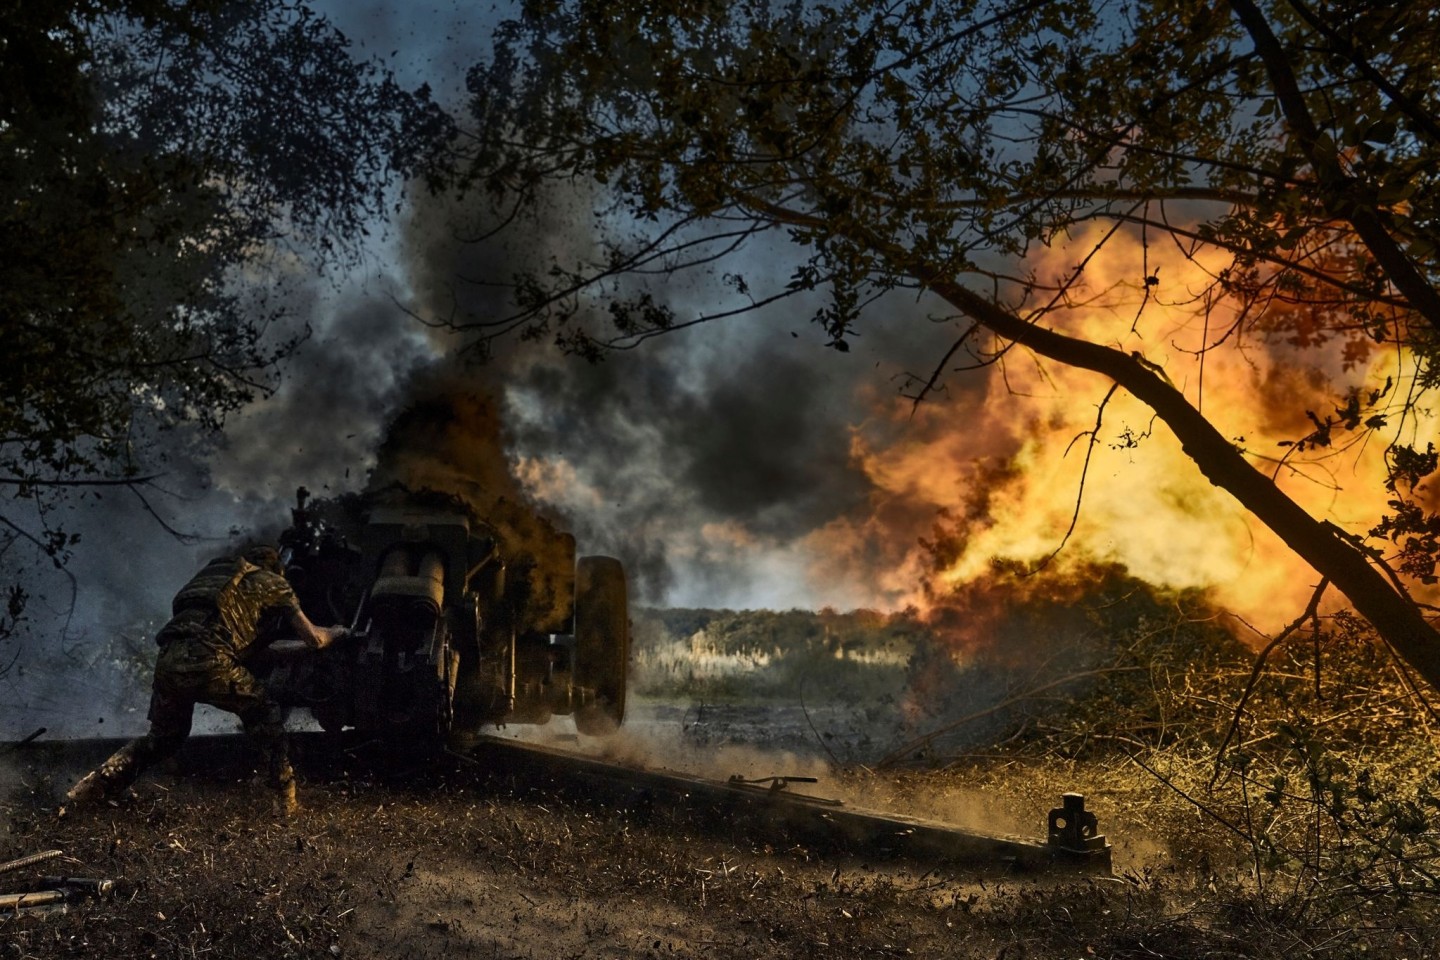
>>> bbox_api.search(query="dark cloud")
[501,336,874,538]
[391,170,969,608]
[675,350,870,537]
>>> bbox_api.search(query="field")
[3,593,1439,959]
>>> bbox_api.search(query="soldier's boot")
[267,749,300,817]
[63,769,108,808]
[273,777,300,818]
[242,701,298,816]
[64,740,144,808]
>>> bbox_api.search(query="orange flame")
[834,226,1433,632]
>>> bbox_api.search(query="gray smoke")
[212,287,436,501]
[396,175,967,607]
[0,268,441,738]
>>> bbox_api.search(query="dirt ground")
[3,725,1434,960]
[0,729,1203,960]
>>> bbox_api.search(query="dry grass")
[3,601,1439,958]
[1,714,1434,960]
[1,743,1131,960]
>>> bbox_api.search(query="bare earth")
[0,733,1194,960]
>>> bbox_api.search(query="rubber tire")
[573,556,629,736]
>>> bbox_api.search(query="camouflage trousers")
[80,638,294,801]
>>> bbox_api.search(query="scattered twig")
[1122,750,1253,844]
[876,666,1146,768]
[798,679,841,767]
[1027,383,1121,577]
[1209,578,1330,789]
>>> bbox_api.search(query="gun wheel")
[573,556,629,736]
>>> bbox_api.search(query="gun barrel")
[40,876,114,897]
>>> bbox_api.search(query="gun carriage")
[265,487,629,744]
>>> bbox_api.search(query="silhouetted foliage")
[0,0,449,657]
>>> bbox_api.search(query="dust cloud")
[494,714,1035,841]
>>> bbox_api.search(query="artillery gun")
[264,487,629,745]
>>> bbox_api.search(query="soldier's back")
[155,556,250,650]
[217,569,300,660]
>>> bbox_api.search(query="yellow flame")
[847,225,1433,630]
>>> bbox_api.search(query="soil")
[0,725,1192,960]
[2,716,1429,960]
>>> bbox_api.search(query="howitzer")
[263,486,629,745]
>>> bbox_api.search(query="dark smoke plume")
[365,381,574,629]
[397,180,972,609]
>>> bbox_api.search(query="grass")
[630,592,1440,957]
[2,588,1437,957]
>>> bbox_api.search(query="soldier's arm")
[285,608,348,650]
[254,570,347,650]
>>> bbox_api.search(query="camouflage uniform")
[69,553,304,810]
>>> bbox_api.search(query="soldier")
[63,545,346,815]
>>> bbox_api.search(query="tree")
[451,1,1440,687]
[0,0,447,651]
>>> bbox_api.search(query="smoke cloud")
[393,176,969,609]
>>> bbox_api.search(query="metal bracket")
[725,775,845,807]
[1047,792,1107,852]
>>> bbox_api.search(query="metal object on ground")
[1048,792,1107,853]
[0,846,115,920]
[462,735,1113,873]
[728,774,821,789]
[0,850,63,875]
[0,890,66,910]
[39,877,115,897]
